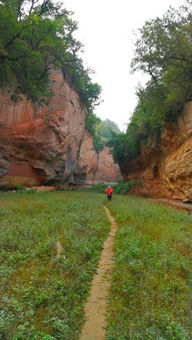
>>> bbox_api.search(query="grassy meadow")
[105,196,192,340]
[0,191,192,339]
[0,191,109,339]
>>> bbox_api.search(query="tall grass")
[0,191,109,339]
[106,196,192,340]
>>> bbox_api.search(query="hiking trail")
[79,206,117,340]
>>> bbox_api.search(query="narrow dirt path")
[55,241,66,259]
[79,206,117,340]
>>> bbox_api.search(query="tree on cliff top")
[131,0,192,120]
[85,114,121,153]
[98,119,121,139]
[109,0,192,166]
[0,0,101,110]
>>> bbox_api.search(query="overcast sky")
[64,0,185,130]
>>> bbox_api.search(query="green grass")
[106,196,192,340]
[1,191,192,340]
[0,191,109,339]
[82,182,139,195]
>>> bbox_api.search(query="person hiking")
[105,185,113,201]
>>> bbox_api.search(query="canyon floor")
[150,197,192,214]
[0,191,191,339]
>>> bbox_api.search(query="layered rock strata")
[77,132,121,185]
[123,101,192,200]
[0,70,86,187]
[93,146,122,185]
[0,71,120,187]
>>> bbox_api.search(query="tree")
[0,0,101,108]
[85,115,121,153]
[85,113,101,137]
[109,1,192,166]
[131,0,192,120]
[98,119,121,139]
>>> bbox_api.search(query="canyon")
[1,68,192,201]
[0,70,121,188]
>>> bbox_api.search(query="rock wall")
[76,132,98,185]
[0,70,87,187]
[77,132,121,185]
[123,101,192,201]
[93,147,122,184]
[0,71,121,187]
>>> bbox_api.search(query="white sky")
[63,0,185,130]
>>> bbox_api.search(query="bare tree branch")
[29,0,39,14]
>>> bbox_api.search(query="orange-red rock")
[0,70,121,188]
[77,133,121,185]
[93,147,122,184]
[123,101,192,201]
[76,132,97,185]
[0,70,87,187]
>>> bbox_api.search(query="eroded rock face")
[123,101,192,200]
[0,70,86,187]
[0,71,121,188]
[93,147,121,184]
[76,132,97,185]
[163,136,192,200]
[77,133,121,185]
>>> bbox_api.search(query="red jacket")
[105,188,113,195]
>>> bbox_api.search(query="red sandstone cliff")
[93,146,121,185]
[77,132,121,185]
[0,70,121,187]
[123,101,192,201]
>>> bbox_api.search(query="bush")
[83,182,139,195]
[108,1,192,167]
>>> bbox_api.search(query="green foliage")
[86,114,121,153]
[83,181,138,195]
[106,195,192,339]
[0,0,101,109]
[109,1,192,166]
[64,62,102,112]
[113,182,138,195]
[130,0,192,130]
[85,113,104,152]
[108,132,140,164]
[0,191,109,339]
[85,113,101,137]
[132,1,192,138]
[98,119,121,139]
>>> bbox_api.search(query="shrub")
[83,182,139,195]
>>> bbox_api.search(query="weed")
[106,196,192,339]
[0,191,109,339]
[83,182,139,195]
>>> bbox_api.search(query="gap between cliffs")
[79,206,117,340]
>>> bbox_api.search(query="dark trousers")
[107,195,112,201]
